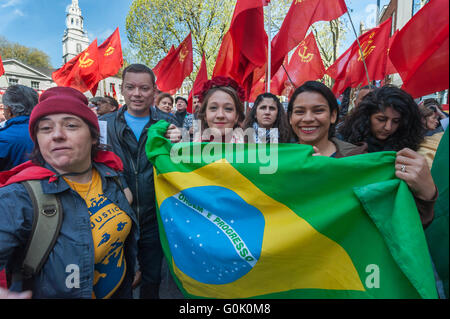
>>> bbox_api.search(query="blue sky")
[0,0,134,68]
[0,0,390,69]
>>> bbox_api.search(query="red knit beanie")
[29,87,100,141]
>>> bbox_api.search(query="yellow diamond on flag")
[155,159,365,298]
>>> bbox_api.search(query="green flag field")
[146,120,438,299]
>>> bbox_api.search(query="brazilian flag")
[146,121,438,299]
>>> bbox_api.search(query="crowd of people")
[0,62,448,299]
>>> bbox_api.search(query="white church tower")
[62,0,90,64]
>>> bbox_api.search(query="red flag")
[98,28,123,79]
[249,54,288,102]
[188,53,208,113]
[326,18,392,96]
[389,0,449,98]
[385,30,399,76]
[271,0,347,77]
[111,83,117,99]
[252,33,325,100]
[52,40,100,96]
[0,55,4,77]
[0,269,6,289]
[213,32,235,80]
[285,32,326,89]
[213,0,267,98]
[154,33,193,92]
[153,45,175,77]
[248,77,266,103]
[269,55,289,97]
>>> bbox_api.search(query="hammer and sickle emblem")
[104,46,115,57]
[298,43,314,63]
[358,32,377,62]
[179,45,189,63]
[295,0,305,4]
[79,52,94,68]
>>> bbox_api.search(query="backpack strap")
[20,180,63,279]
[112,175,124,192]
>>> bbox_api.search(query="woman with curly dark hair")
[243,93,291,143]
[338,85,426,152]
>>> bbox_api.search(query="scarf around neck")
[252,122,279,144]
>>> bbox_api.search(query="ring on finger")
[400,165,406,173]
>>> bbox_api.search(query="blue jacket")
[0,162,139,299]
[0,116,34,171]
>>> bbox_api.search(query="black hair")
[175,96,188,105]
[287,81,339,139]
[122,63,156,85]
[338,85,425,151]
[360,84,377,91]
[243,92,292,143]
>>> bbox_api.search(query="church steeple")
[62,0,90,64]
[65,0,84,32]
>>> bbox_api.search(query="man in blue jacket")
[0,85,38,171]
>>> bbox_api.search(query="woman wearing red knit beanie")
[0,86,138,299]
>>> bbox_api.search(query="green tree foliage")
[125,0,236,81]
[312,20,347,87]
[0,36,52,69]
[264,0,292,35]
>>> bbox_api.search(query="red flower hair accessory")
[199,76,246,103]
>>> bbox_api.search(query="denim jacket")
[0,162,139,299]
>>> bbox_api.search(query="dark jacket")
[0,116,34,171]
[331,137,435,228]
[331,137,368,158]
[99,106,178,242]
[174,110,187,128]
[0,162,139,298]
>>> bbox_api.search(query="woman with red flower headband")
[164,76,246,143]
[192,76,246,143]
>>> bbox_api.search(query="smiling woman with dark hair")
[287,81,366,157]
[287,82,437,228]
